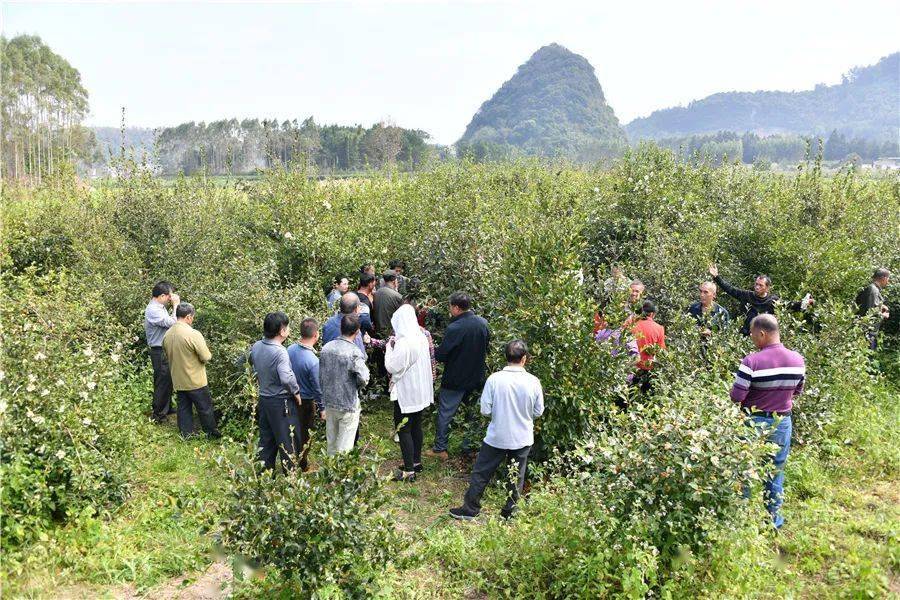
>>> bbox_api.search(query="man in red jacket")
[629,300,665,394]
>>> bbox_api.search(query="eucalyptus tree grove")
[1,35,96,182]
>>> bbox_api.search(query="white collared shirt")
[480,365,545,450]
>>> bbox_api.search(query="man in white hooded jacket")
[385,304,435,481]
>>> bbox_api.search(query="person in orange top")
[629,300,665,394]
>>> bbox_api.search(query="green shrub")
[0,270,141,552]
[219,446,402,597]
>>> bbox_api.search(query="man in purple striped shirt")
[730,314,805,529]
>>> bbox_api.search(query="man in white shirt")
[449,339,544,521]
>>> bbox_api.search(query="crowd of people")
[143,262,891,526]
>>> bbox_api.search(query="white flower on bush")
[33,351,47,361]
[55,379,65,387]
[82,417,92,426]
[87,381,97,391]
[28,373,37,383]
[283,231,294,240]
[55,450,66,460]
[83,347,94,357]
[79,391,89,400]
[26,383,37,393]
[40,389,50,397]
[110,353,121,363]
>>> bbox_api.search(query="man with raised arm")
[144,280,180,422]
[730,314,805,529]
[709,264,813,335]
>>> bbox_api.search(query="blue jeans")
[749,414,792,528]
[433,388,474,453]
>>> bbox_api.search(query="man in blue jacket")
[427,291,490,460]
[287,317,324,472]
[322,293,371,352]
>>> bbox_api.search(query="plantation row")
[1,148,898,596]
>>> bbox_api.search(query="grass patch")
[6,388,898,599]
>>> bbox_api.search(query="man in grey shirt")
[249,312,304,471]
[856,267,891,350]
[320,314,370,455]
[450,339,544,521]
[144,281,180,422]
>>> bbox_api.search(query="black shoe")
[392,470,416,482]
[207,431,223,440]
[412,463,423,473]
[500,508,516,521]
[449,506,478,521]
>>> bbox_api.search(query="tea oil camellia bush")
[0,270,142,555]
[219,447,402,597]
[1,147,898,596]
[427,392,776,598]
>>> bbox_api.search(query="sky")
[3,1,898,145]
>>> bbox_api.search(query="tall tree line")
[1,35,95,182]
[153,118,437,176]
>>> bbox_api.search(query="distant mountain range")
[456,43,627,161]
[626,53,899,142]
[91,48,898,172]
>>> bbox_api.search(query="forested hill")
[626,52,899,141]
[90,119,439,176]
[457,43,628,162]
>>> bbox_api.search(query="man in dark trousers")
[450,340,544,521]
[709,264,813,335]
[287,317,324,472]
[144,281,179,422]
[856,267,891,350]
[162,303,221,439]
[249,312,304,472]
[427,291,490,460]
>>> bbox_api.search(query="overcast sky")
[3,1,898,145]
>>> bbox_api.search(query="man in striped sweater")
[730,314,805,529]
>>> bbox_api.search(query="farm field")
[2,149,899,598]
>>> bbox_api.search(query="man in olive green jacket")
[162,303,221,439]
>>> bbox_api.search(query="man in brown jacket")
[162,303,221,439]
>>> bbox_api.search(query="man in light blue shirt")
[450,339,544,521]
[144,280,179,422]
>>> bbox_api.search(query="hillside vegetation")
[627,53,899,142]
[457,43,627,162]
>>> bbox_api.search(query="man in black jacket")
[709,264,813,335]
[427,291,490,460]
